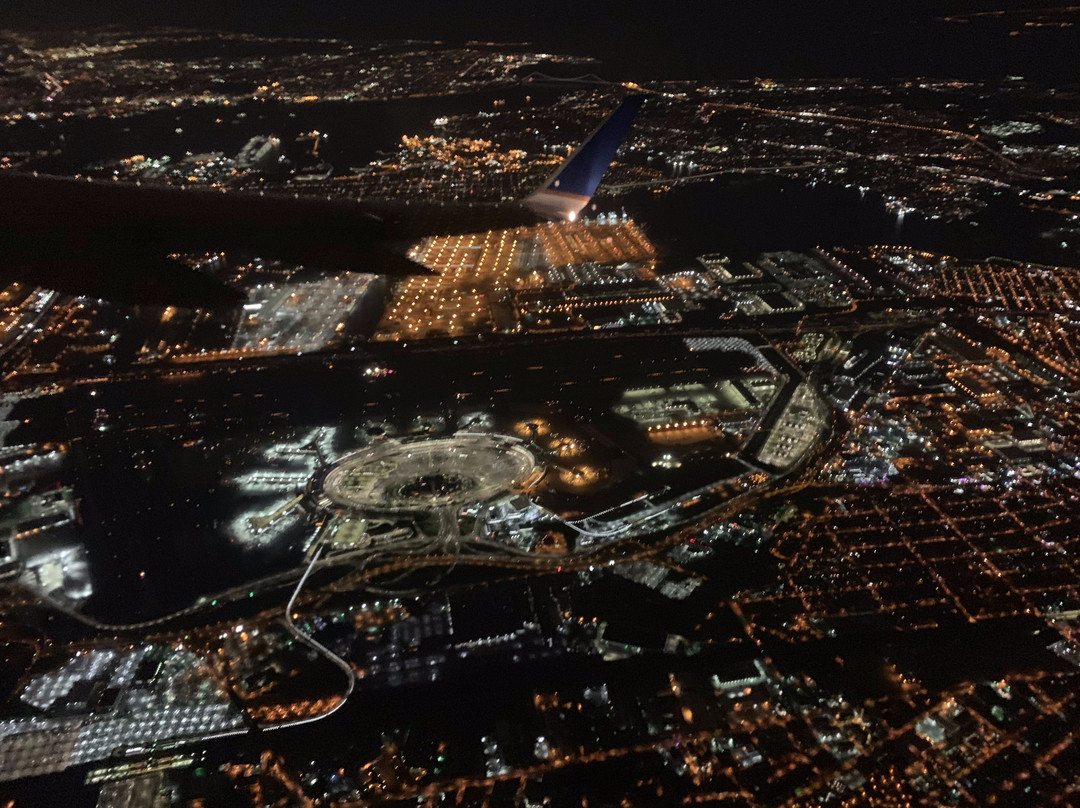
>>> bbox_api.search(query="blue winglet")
[525,95,645,221]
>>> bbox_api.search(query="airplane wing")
[0,95,644,306]
[524,94,645,222]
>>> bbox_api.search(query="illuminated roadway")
[700,100,1043,177]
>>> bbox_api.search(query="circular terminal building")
[321,434,540,514]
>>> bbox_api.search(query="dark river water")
[5,87,1073,280]
[4,90,533,175]
[4,82,1074,271]
[622,177,1076,269]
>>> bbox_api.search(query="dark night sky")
[3,1,1080,81]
